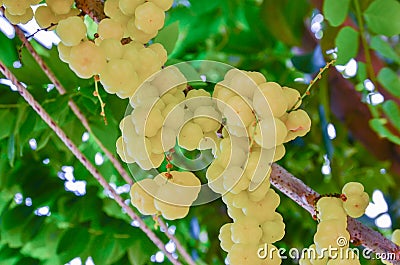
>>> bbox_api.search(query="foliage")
[0,0,399,264]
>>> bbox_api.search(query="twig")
[288,59,336,112]
[0,60,181,265]
[24,23,58,40]
[157,216,197,265]
[353,0,377,85]
[18,23,58,61]
[353,0,382,121]
[270,163,400,264]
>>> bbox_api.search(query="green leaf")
[0,205,32,248]
[14,257,40,265]
[0,109,15,140]
[106,238,129,264]
[18,110,37,150]
[102,199,129,221]
[370,36,400,64]
[42,94,70,125]
[154,21,180,55]
[76,88,98,104]
[261,0,311,46]
[13,48,51,86]
[56,227,91,262]
[355,83,364,92]
[13,104,29,135]
[335,26,359,65]
[7,135,15,167]
[20,216,46,245]
[382,100,400,132]
[364,0,400,36]
[89,234,116,265]
[370,118,400,144]
[42,256,61,265]
[0,31,19,67]
[20,222,63,261]
[35,131,52,151]
[323,0,351,27]
[127,239,157,265]
[0,245,20,264]
[291,49,325,74]
[377,67,400,97]
[90,117,119,153]
[189,0,221,14]
[0,193,12,216]
[172,11,224,57]
[356,62,367,83]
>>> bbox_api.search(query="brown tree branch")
[271,163,400,264]
[0,60,182,265]
[157,216,197,265]
[74,0,106,23]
